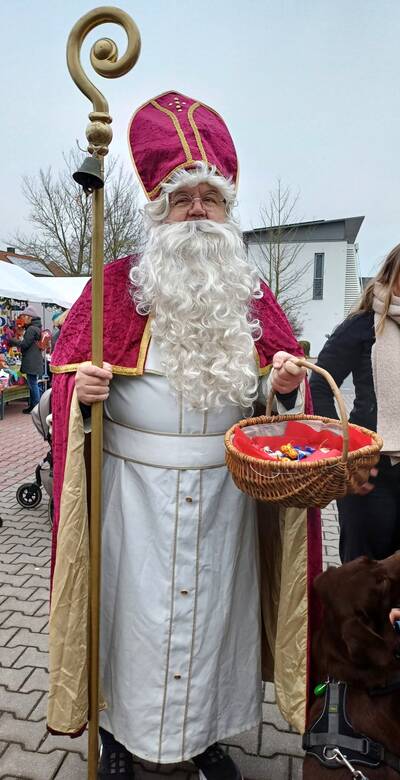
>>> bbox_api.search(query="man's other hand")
[271,351,307,394]
[75,361,113,404]
[389,608,400,626]
[348,466,379,496]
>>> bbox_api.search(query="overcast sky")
[1,0,400,275]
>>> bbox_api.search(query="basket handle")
[265,358,349,463]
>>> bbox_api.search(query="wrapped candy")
[280,443,298,460]
[262,446,291,461]
[294,449,308,461]
[294,445,316,460]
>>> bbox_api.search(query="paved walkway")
[0,404,48,493]
[0,397,343,780]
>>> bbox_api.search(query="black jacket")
[10,316,43,375]
[309,311,377,431]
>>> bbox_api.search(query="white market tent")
[37,275,90,308]
[0,262,90,308]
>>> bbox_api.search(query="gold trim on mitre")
[127,90,239,201]
[187,102,208,163]
[186,98,240,192]
[127,91,193,201]
[147,160,199,200]
[150,100,192,160]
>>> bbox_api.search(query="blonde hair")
[351,243,400,334]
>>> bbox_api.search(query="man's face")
[165,183,226,224]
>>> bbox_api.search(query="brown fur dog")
[303,554,400,779]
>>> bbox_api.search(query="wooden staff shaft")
[88,183,104,779]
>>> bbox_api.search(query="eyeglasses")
[169,191,226,210]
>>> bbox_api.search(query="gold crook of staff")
[66,8,141,779]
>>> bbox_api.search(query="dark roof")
[0,251,66,277]
[244,216,364,245]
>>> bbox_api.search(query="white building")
[243,216,364,356]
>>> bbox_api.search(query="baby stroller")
[16,388,53,526]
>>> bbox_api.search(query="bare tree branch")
[8,148,143,275]
[248,179,313,336]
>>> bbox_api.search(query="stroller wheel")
[16,483,42,509]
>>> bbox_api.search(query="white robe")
[99,339,262,762]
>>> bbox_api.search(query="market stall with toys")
[0,300,52,419]
[0,305,31,417]
[0,263,89,419]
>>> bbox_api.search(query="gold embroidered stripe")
[147,160,197,199]
[51,319,152,377]
[187,103,208,163]
[151,100,192,161]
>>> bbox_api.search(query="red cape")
[49,256,322,732]
[51,255,315,560]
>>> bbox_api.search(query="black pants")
[337,455,400,562]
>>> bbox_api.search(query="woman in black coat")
[9,305,43,413]
[310,244,400,562]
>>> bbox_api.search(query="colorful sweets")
[262,443,316,462]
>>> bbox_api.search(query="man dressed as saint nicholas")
[47,91,322,780]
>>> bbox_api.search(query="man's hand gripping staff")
[75,361,113,404]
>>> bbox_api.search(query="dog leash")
[302,679,400,776]
[322,746,369,779]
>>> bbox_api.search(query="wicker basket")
[224,359,383,508]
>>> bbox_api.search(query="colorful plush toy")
[6,345,21,367]
[13,315,26,340]
[38,328,52,352]
[0,322,12,355]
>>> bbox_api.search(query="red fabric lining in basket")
[233,421,374,462]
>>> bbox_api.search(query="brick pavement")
[0,403,48,492]
[0,398,343,780]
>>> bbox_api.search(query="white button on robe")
[99,338,262,763]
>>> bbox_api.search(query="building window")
[313,252,325,300]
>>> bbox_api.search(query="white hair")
[143,161,237,228]
[129,214,262,411]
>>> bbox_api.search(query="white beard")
[129,219,262,410]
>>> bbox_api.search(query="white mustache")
[154,219,242,256]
